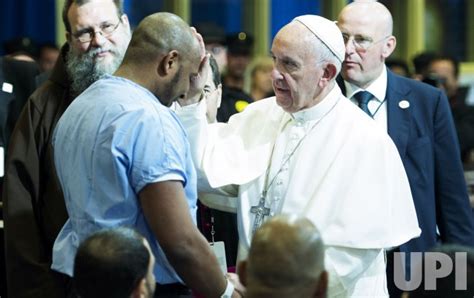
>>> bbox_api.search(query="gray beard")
[66,46,124,97]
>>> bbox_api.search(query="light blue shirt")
[52,75,197,284]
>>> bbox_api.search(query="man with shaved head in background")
[176,14,420,296]
[337,2,474,296]
[52,12,239,297]
[238,215,327,298]
[3,0,131,297]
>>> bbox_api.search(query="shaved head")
[338,1,393,37]
[116,12,202,106]
[241,215,326,297]
[123,12,199,66]
[337,1,397,88]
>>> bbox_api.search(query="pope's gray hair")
[311,35,342,74]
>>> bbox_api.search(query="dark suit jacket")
[0,57,39,150]
[339,70,474,253]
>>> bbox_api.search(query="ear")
[131,278,147,298]
[157,50,179,77]
[312,271,328,298]
[237,260,248,287]
[318,63,337,88]
[382,36,396,59]
[121,14,130,27]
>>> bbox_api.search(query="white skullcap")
[293,15,345,63]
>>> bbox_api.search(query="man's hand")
[227,273,246,297]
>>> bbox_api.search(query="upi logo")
[393,252,468,291]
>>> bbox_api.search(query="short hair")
[73,227,150,298]
[208,54,221,88]
[431,54,460,78]
[386,58,411,77]
[246,214,325,297]
[408,244,474,298]
[412,51,437,76]
[122,12,198,66]
[62,0,124,33]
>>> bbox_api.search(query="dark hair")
[412,51,437,76]
[386,58,410,77]
[431,54,460,78]
[62,0,124,33]
[208,54,221,87]
[73,227,150,298]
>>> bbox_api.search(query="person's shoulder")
[24,79,67,114]
[389,72,443,97]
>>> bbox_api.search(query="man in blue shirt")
[53,12,238,298]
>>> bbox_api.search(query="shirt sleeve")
[325,246,388,297]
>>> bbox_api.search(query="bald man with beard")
[52,12,239,298]
[3,1,131,297]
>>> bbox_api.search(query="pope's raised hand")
[177,27,209,106]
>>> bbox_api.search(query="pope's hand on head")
[177,54,210,106]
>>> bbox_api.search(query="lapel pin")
[2,82,13,93]
[398,100,410,109]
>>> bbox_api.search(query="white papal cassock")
[176,85,420,297]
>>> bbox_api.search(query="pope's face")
[270,23,325,113]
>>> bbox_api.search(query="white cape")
[178,85,420,249]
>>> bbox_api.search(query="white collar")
[344,65,388,102]
[289,84,342,124]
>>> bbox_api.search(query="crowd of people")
[1,0,473,297]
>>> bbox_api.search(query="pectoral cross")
[250,192,271,234]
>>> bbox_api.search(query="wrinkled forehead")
[272,22,309,51]
[337,16,379,38]
[68,0,120,30]
[338,5,391,38]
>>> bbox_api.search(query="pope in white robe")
[177,15,421,297]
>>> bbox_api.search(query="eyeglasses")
[73,20,121,43]
[342,33,389,50]
[203,84,221,96]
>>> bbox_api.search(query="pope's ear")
[323,63,337,81]
[318,63,337,87]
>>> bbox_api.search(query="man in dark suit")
[0,57,39,151]
[0,56,39,298]
[337,2,474,296]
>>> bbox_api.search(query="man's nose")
[271,68,283,81]
[345,38,356,55]
[90,31,107,47]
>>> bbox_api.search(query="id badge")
[210,241,227,273]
